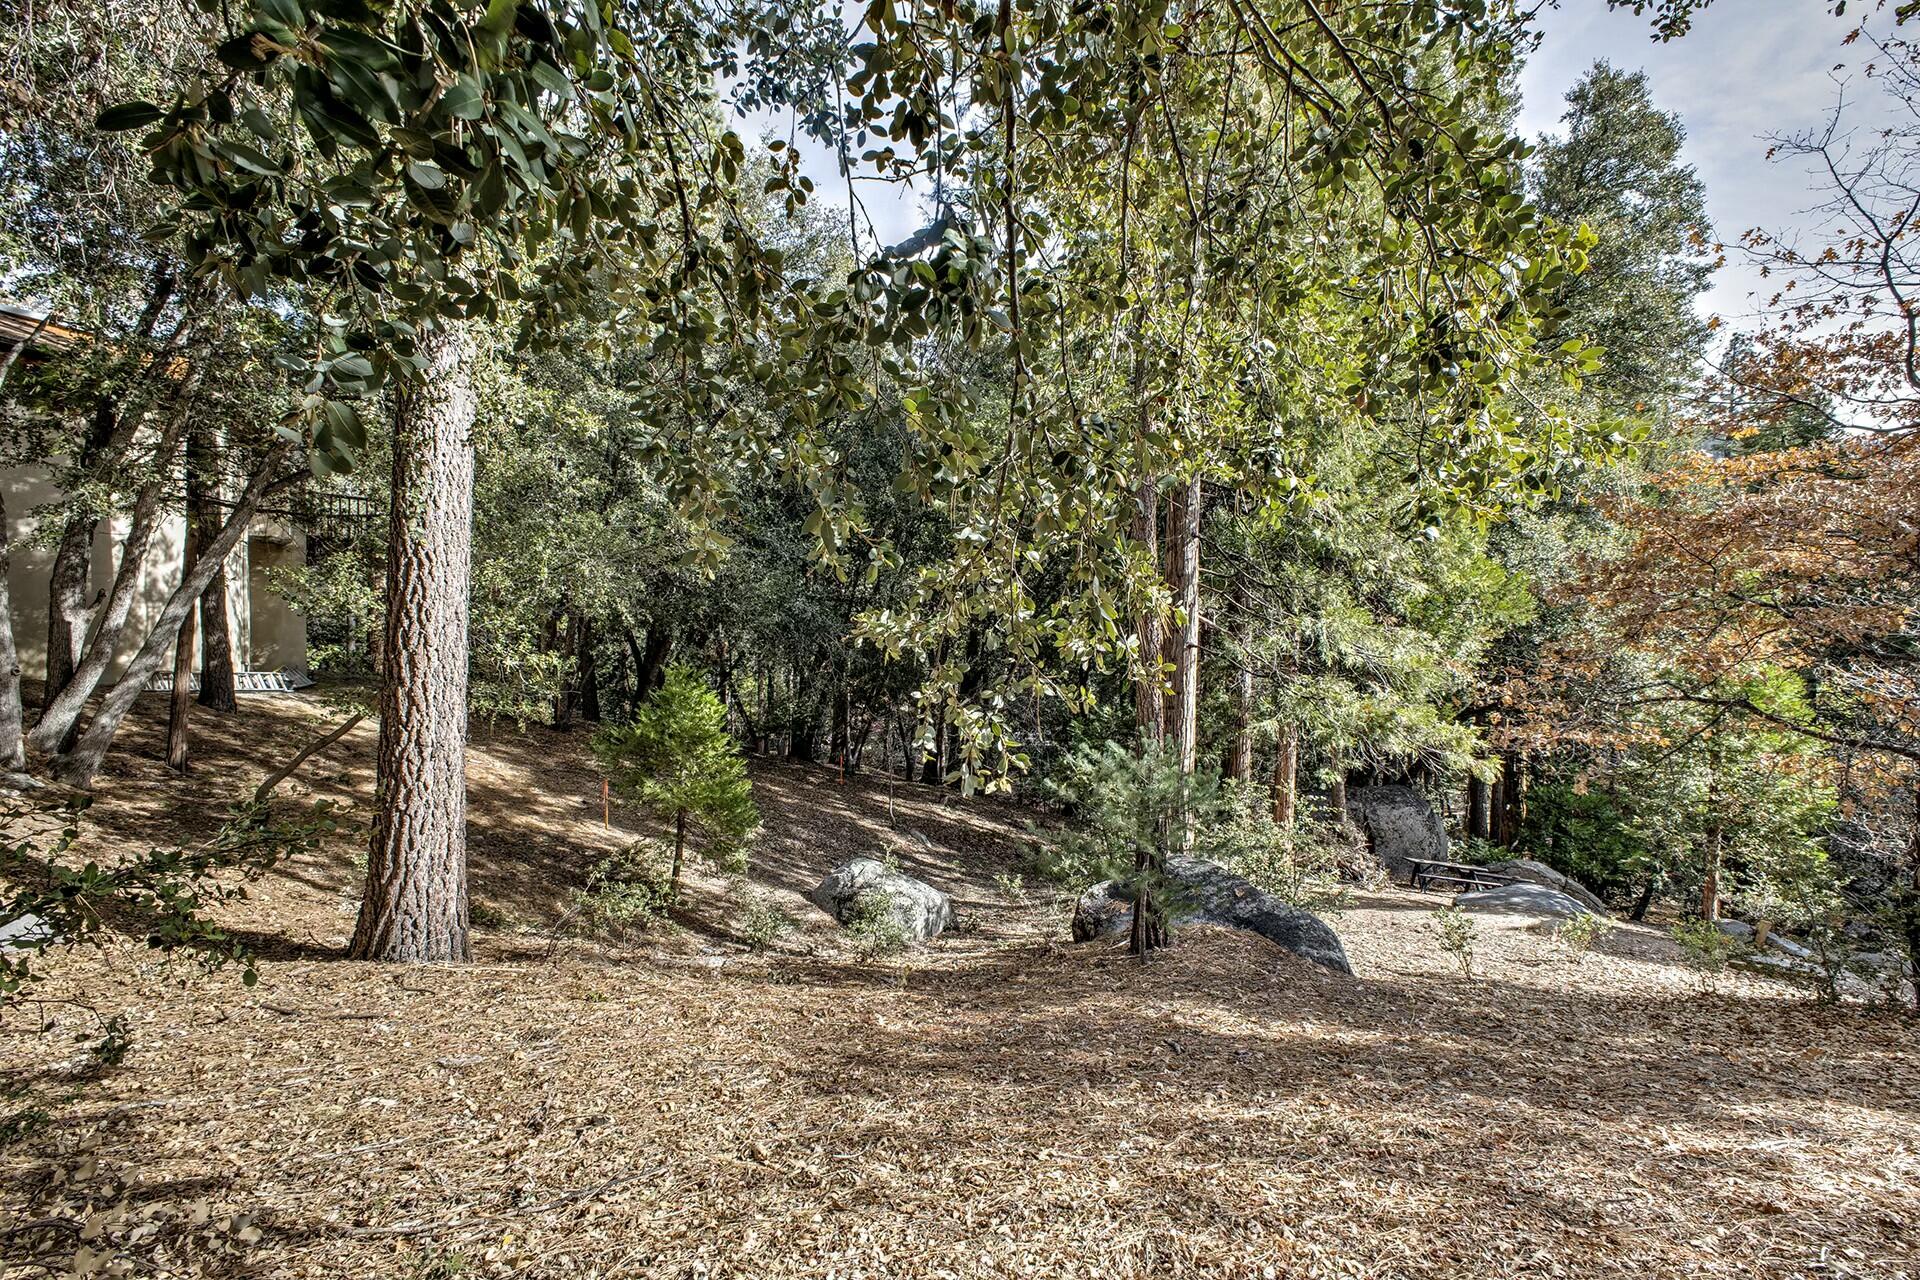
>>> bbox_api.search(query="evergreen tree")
[593,665,758,899]
[1533,61,1716,422]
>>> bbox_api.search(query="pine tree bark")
[349,324,476,964]
[0,487,24,771]
[1271,722,1298,829]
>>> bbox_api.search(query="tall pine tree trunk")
[1271,722,1298,829]
[350,325,476,964]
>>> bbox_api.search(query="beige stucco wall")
[246,531,307,673]
[3,463,304,685]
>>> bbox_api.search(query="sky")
[760,0,1890,330]
[1517,0,1887,325]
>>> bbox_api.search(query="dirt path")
[4,696,1917,1279]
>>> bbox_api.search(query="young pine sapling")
[592,665,758,900]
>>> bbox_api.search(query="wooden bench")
[1406,859,1513,893]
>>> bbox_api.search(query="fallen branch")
[253,712,367,805]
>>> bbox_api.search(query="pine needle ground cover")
[4,698,1916,1279]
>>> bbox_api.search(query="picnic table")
[1406,858,1514,893]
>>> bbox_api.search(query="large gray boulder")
[1346,785,1446,877]
[808,857,954,943]
[1487,858,1609,915]
[1454,882,1596,921]
[1070,855,1351,975]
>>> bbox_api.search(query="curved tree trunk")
[350,324,476,964]
[30,404,194,756]
[54,440,294,786]
[0,487,24,771]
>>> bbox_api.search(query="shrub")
[1430,905,1477,978]
[1026,739,1203,887]
[734,883,794,952]
[1554,911,1612,962]
[1670,918,1743,992]
[571,840,675,939]
[845,892,907,957]
[1214,794,1351,915]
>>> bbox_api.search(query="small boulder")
[1717,920,1814,959]
[0,912,56,952]
[808,857,954,943]
[1454,882,1596,921]
[1487,858,1609,915]
[1070,855,1351,975]
[1346,785,1446,878]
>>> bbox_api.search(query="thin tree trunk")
[1468,776,1490,842]
[43,398,119,713]
[44,271,178,710]
[1132,478,1165,747]
[349,324,477,964]
[164,509,198,772]
[194,423,236,712]
[1628,877,1655,922]
[578,618,600,722]
[42,477,99,714]
[1163,475,1201,848]
[671,808,687,900]
[0,487,24,770]
[54,440,295,785]
[1270,722,1298,829]
[1700,823,1724,922]
[1330,755,1348,823]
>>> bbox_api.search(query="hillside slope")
[4,694,1916,1279]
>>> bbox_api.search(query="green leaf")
[440,75,485,121]
[96,102,163,132]
[405,160,447,190]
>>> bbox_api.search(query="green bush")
[1670,918,1743,992]
[845,892,906,957]
[1430,905,1477,978]
[1554,911,1612,962]
[733,882,794,952]
[571,840,675,938]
